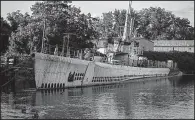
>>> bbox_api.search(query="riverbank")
[0,55,35,92]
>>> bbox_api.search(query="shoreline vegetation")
[142,51,194,74]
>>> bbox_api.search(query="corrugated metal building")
[153,40,194,53]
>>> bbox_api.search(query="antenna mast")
[41,18,46,53]
[122,1,132,42]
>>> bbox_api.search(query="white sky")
[1,1,194,26]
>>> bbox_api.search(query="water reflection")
[1,75,194,119]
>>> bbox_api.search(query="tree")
[7,10,30,32]
[5,3,194,55]
[7,1,98,55]
[143,51,194,73]
[186,26,194,40]
[100,7,194,41]
[0,17,12,54]
[30,1,98,50]
[136,7,194,40]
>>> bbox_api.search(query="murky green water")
[1,75,194,119]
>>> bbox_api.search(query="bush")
[143,51,194,73]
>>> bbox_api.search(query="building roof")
[131,37,154,43]
[115,52,128,56]
[153,40,194,47]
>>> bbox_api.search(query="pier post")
[73,51,75,58]
[80,50,83,60]
[11,70,16,92]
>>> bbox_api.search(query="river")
[1,75,194,119]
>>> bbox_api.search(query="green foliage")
[143,51,194,73]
